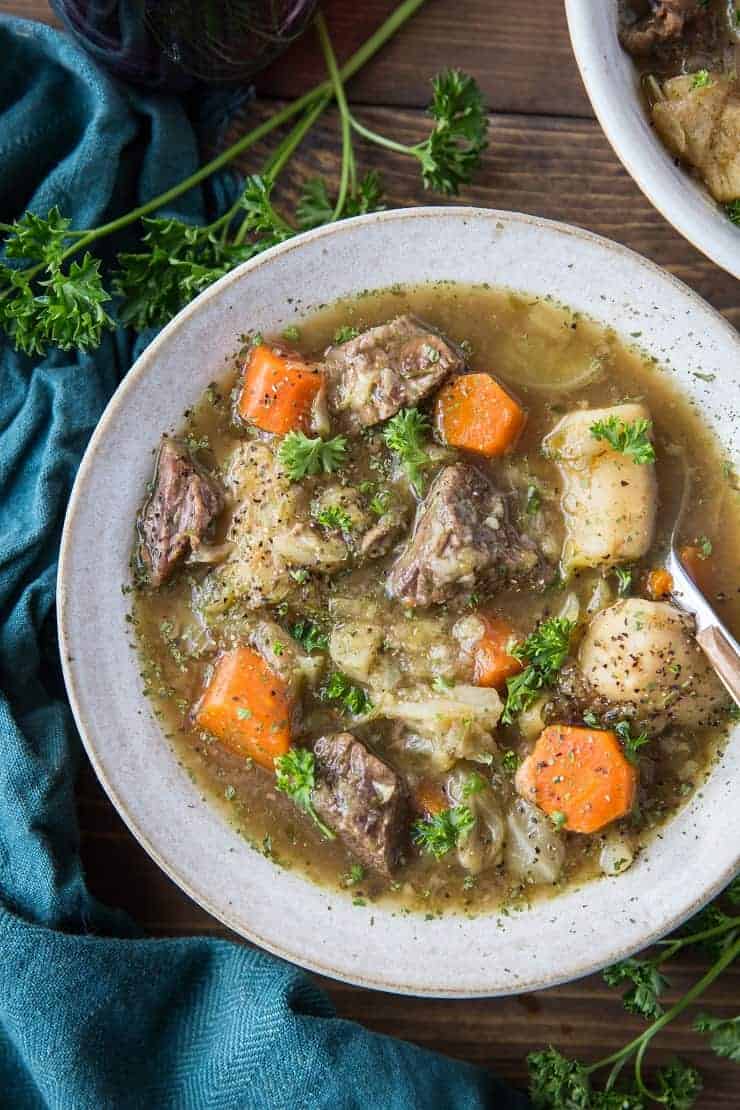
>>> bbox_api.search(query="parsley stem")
[655,915,740,955]
[315,13,356,219]
[588,933,740,1079]
[349,112,415,157]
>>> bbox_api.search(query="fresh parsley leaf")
[323,671,372,716]
[550,810,567,830]
[615,720,651,764]
[589,416,656,465]
[412,805,475,859]
[282,324,300,341]
[290,618,329,654]
[614,567,633,596]
[296,170,385,229]
[383,407,432,494]
[527,1047,593,1110]
[277,431,347,481]
[415,70,488,195]
[583,710,600,727]
[274,748,335,839]
[3,207,73,265]
[342,863,366,887]
[727,200,740,226]
[603,957,669,1020]
[693,1013,740,1062]
[655,1058,702,1110]
[314,504,354,531]
[726,875,740,904]
[502,617,575,724]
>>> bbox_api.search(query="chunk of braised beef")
[321,315,462,432]
[137,438,223,588]
[619,0,704,56]
[312,731,408,875]
[386,464,543,608]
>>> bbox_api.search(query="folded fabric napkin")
[0,16,530,1109]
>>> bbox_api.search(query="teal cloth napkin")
[0,16,529,1109]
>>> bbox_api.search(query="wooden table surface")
[6,0,739,1104]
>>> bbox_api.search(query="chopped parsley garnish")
[290,618,329,654]
[278,431,347,481]
[461,771,487,798]
[342,863,365,887]
[614,566,633,596]
[693,1013,740,1062]
[272,639,285,656]
[550,810,567,830]
[615,719,651,764]
[323,671,373,716]
[333,325,360,344]
[382,407,432,494]
[314,504,354,531]
[525,483,541,515]
[502,617,575,724]
[236,706,252,720]
[697,535,712,559]
[274,748,335,839]
[369,488,392,516]
[282,324,300,341]
[583,710,599,728]
[501,750,520,774]
[589,415,656,465]
[728,200,740,226]
[692,69,712,89]
[412,805,475,860]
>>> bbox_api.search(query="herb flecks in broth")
[131,283,738,916]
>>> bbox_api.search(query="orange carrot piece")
[473,615,523,689]
[195,646,291,770]
[436,373,526,457]
[413,779,448,816]
[515,724,637,834]
[680,545,713,595]
[237,345,321,434]
[647,568,673,600]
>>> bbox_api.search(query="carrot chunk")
[195,646,291,770]
[473,615,523,689]
[237,345,322,434]
[516,724,637,834]
[647,568,673,599]
[436,373,526,457]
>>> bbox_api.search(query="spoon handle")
[697,625,740,707]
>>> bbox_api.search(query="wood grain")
[2,0,739,1105]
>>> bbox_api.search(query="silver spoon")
[666,461,740,706]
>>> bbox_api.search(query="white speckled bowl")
[565,0,739,278]
[58,209,740,997]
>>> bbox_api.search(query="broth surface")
[131,283,739,916]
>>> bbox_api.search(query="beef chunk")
[321,315,462,432]
[386,464,541,607]
[312,732,408,875]
[619,0,703,56]
[137,439,223,587]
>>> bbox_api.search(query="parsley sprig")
[412,805,475,859]
[290,618,329,654]
[0,2,486,357]
[278,431,347,481]
[528,881,740,1109]
[501,617,575,725]
[322,671,373,716]
[382,407,432,494]
[589,416,656,465]
[274,748,335,839]
[615,720,651,765]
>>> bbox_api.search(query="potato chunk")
[544,403,656,572]
[653,76,740,203]
[579,599,726,727]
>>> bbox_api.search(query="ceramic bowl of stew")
[565,0,739,278]
[58,208,740,997]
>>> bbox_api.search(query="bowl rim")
[58,206,740,997]
[564,0,740,279]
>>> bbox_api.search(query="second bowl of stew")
[58,208,740,996]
